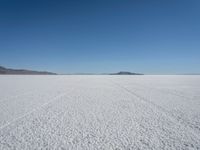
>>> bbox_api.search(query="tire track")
[109,80,200,139]
[110,80,200,133]
[0,93,66,131]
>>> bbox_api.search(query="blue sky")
[0,0,200,74]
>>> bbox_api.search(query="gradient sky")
[0,0,200,74]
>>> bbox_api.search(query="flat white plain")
[0,75,200,149]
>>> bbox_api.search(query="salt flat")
[0,75,200,149]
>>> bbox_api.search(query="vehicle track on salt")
[109,80,200,138]
[115,80,200,134]
[0,93,67,131]
[0,75,200,149]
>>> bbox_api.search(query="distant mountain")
[110,71,143,75]
[0,66,57,75]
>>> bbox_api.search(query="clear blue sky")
[0,0,200,74]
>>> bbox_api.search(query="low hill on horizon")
[0,66,57,75]
[110,71,144,75]
[0,66,144,75]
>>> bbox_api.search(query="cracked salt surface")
[0,75,200,149]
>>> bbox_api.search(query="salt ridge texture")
[0,75,200,149]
